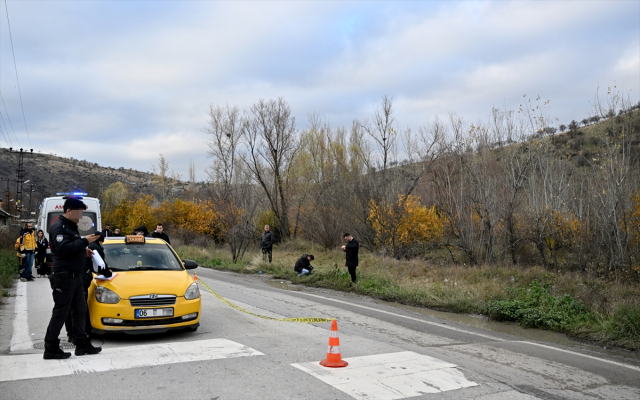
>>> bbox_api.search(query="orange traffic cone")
[320,320,348,368]
[194,273,198,283]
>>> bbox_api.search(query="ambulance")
[37,192,102,241]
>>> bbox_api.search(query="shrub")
[484,280,590,331]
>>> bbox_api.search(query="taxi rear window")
[103,243,184,271]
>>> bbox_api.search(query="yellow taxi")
[87,235,201,335]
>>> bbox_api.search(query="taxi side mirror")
[183,260,198,270]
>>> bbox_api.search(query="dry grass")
[177,241,640,349]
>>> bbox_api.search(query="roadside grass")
[0,249,17,298]
[176,241,640,350]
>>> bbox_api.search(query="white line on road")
[10,281,33,352]
[296,291,505,341]
[517,341,640,373]
[294,291,640,373]
[293,351,478,400]
[0,338,264,382]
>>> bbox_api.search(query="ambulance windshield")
[47,211,98,237]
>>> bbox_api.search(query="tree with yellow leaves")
[368,194,443,258]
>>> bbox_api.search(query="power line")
[0,91,20,147]
[3,0,31,148]
[0,112,12,147]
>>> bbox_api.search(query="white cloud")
[0,0,638,180]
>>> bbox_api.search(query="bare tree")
[241,98,299,240]
[151,154,181,202]
[205,104,256,262]
[589,86,638,280]
[189,159,196,183]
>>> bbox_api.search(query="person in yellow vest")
[15,237,26,280]
[16,223,36,281]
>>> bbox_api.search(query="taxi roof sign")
[125,235,145,244]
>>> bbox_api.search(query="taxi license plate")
[135,308,174,318]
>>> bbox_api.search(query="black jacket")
[36,238,48,257]
[152,231,171,244]
[294,254,313,273]
[101,228,113,238]
[49,216,90,274]
[261,231,274,249]
[345,238,359,267]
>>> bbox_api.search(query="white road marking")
[296,291,505,341]
[292,351,478,400]
[0,338,263,382]
[10,281,33,352]
[295,291,640,373]
[517,341,640,373]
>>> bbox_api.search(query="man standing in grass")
[261,225,275,263]
[342,233,359,286]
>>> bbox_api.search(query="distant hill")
[0,148,189,213]
[547,110,640,168]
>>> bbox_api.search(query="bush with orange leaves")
[368,195,443,258]
[154,199,221,237]
[105,197,221,239]
[106,195,157,235]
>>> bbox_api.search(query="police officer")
[43,197,103,360]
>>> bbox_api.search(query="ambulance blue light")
[56,192,89,196]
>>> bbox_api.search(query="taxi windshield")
[103,243,184,271]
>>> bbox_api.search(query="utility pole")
[27,183,35,219]
[8,147,33,219]
[1,177,10,212]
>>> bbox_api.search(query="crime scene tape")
[194,273,334,324]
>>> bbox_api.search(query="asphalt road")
[0,267,639,400]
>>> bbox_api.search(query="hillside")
[0,148,189,212]
[547,109,640,168]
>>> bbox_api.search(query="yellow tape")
[195,273,334,324]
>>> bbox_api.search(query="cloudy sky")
[0,0,638,181]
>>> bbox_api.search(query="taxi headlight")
[95,286,120,304]
[184,283,200,300]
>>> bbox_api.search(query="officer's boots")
[74,337,102,356]
[43,339,71,360]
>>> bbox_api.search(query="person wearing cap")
[260,225,275,263]
[294,254,314,277]
[66,231,112,340]
[341,233,359,285]
[101,223,113,238]
[43,197,102,360]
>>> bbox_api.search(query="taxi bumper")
[88,296,201,334]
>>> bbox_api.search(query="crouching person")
[43,197,102,360]
[294,254,314,277]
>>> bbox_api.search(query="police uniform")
[43,198,101,359]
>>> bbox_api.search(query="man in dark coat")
[152,223,171,244]
[341,233,359,285]
[43,197,102,359]
[294,254,314,277]
[101,223,113,238]
[260,225,275,263]
[66,232,113,341]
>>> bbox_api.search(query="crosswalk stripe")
[0,338,263,382]
[10,281,33,352]
[292,351,478,400]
